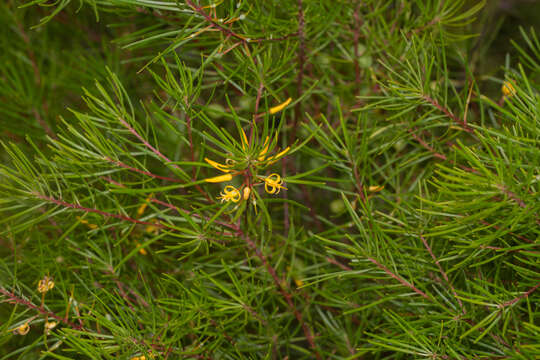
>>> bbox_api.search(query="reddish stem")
[241,231,321,360]
[365,256,429,299]
[420,235,465,313]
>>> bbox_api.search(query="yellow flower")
[44,321,58,334]
[502,81,516,97]
[145,220,160,235]
[269,97,292,114]
[263,173,287,194]
[204,173,233,183]
[38,276,55,293]
[15,322,30,335]
[217,185,241,203]
[137,195,153,216]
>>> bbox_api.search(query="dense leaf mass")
[1,0,539,359]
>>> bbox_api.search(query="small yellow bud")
[502,81,516,97]
[368,185,384,192]
[204,173,233,183]
[76,216,98,229]
[243,186,251,200]
[44,321,58,334]
[38,276,55,293]
[15,323,30,335]
[269,97,292,114]
[137,195,153,216]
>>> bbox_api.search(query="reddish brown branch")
[118,117,178,169]
[292,0,306,143]
[420,235,465,313]
[104,157,182,182]
[365,256,429,299]
[241,232,321,360]
[118,117,212,202]
[500,282,540,308]
[352,5,362,93]
[422,95,473,133]
[35,193,167,228]
[0,286,83,330]
[150,198,238,231]
[184,0,297,43]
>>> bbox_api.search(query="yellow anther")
[205,158,231,173]
[15,323,30,335]
[204,173,233,183]
[263,173,287,195]
[243,186,251,200]
[502,81,516,97]
[217,185,241,203]
[38,276,55,293]
[269,97,292,114]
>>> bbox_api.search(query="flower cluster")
[202,107,292,205]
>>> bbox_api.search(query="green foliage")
[1,0,539,359]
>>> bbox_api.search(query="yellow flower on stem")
[263,173,287,195]
[15,322,30,335]
[502,81,516,97]
[44,321,58,334]
[38,276,55,293]
[217,185,241,203]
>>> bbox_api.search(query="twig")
[0,286,83,330]
[422,95,473,133]
[35,193,167,228]
[292,0,306,142]
[184,0,297,44]
[104,157,182,182]
[118,117,178,169]
[420,235,465,313]
[499,282,540,308]
[241,231,321,360]
[365,256,429,299]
